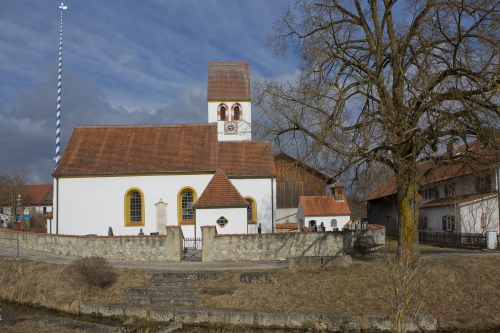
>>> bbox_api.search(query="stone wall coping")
[0,230,166,239]
[200,225,217,229]
[165,226,182,229]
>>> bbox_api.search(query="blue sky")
[0,0,300,183]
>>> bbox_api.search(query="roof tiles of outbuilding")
[300,196,351,216]
[207,62,250,101]
[194,169,248,208]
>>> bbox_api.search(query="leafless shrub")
[67,256,117,288]
[381,247,429,333]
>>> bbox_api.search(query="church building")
[52,62,277,237]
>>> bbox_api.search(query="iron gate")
[183,237,202,261]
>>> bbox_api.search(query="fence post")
[486,231,498,250]
[16,232,19,258]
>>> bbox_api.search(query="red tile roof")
[53,124,276,177]
[300,196,351,216]
[207,62,250,101]
[0,184,53,207]
[276,223,298,229]
[25,184,53,205]
[363,141,499,202]
[194,169,248,208]
[217,141,276,176]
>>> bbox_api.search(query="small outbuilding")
[297,182,351,231]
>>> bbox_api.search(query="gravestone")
[156,198,167,234]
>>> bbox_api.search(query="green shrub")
[68,256,117,288]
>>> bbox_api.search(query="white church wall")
[196,207,248,237]
[56,173,213,236]
[230,178,276,233]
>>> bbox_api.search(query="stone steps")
[123,270,229,307]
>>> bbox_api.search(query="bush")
[68,256,117,288]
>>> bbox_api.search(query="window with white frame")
[331,219,337,228]
[442,215,455,231]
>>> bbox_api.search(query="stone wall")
[206,225,386,261]
[0,230,167,261]
[0,225,385,262]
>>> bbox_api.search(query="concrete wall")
[205,226,386,261]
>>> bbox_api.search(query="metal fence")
[0,232,19,258]
[418,231,487,248]
[183,237,202,250]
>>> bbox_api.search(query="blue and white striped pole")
[55,2,67,168]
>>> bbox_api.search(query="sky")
[0,0,301,184]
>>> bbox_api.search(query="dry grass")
[1,252,500,330]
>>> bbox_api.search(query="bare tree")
[255,0,500,259]
[0,170,30,223]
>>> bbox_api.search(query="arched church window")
[124,188,145,226]
[245,197,257,223]
[177,187,198,224]
[182,191,194,220]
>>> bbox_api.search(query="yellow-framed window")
[245,196,257,224]
[124,188,145,227]
[177,186,198,225]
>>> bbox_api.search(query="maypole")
[54,2,67,168]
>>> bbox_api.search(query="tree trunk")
[396,163,419,260]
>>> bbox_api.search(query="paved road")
[1,244,499,271]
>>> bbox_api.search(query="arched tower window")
[232,104,242,121]
[218,104,228,121]
[177,187,198,225]
[124,188,145,226]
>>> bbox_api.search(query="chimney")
[329,181,346,201]
[447,139,459,156]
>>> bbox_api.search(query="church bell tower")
[207,62,251,141]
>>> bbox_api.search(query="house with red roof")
[297,182,352,231]
[52,62,277,237]
[0,184,53,225]
[363,140,499,235]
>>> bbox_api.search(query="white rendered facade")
[297,206,351,231]
[54,174,275,236]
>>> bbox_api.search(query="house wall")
[459,195,499,233]
[276,208,298,224]
[54,174,274,236]
[420,206,457,231]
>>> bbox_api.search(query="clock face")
[224,121,238,135]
